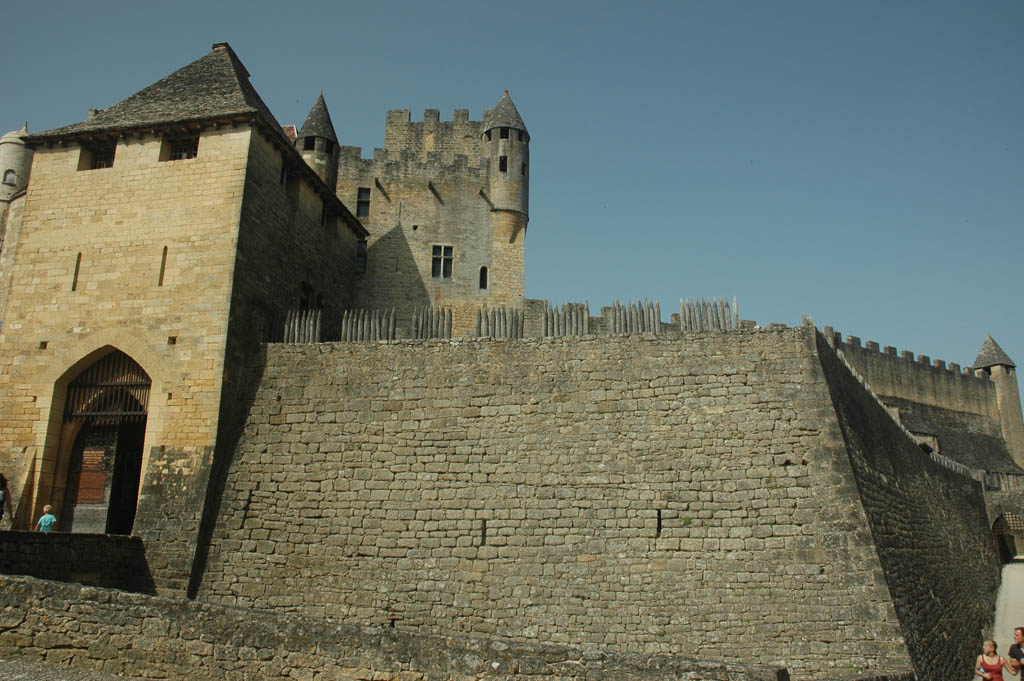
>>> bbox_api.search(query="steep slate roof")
[298,93,338,143]
[482,90,528,134]
[973,335,1015,369]
[29,43,281,139]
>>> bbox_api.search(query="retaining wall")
[195,327,911,677]
[0,530,154,593]
[0,574,790,681]
[816,333,1001,681]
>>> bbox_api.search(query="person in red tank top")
[977,639,1016,681]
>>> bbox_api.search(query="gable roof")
[973,335,1015,369]
[28,43,281,140]
[298,93,338,143]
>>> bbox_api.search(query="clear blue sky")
[3,0,1021,376]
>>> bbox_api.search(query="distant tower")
[482,91,529,301]
[974,335,1024,467]
[296,93,339,189]
[0,124,32,202]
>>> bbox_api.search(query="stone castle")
[0,43,1022,681]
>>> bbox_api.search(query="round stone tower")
[974,335,1024,468]
[296,93,339,189]
[0,124,32,202]
[482,91,529,301]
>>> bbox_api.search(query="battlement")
[822,325,1000,421]
[822,326,984,379]
[385,108,475,126]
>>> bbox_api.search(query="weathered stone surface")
[0,574,789,681]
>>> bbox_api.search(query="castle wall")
[816,333,1002,681]
[0,531,154,593]
[383,108,484,165]
[829,332,1023,473]
[0,190,26,317]
[337,110,524,334]
[196,327,914,677]
[831,332,999,418]
[0,574,798,681]
[0,127,253,591]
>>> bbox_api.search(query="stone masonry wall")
[831,333,998,420]
[337,108,524,336]
[1,573,921,681]
[816,332,1002,681]
[0,127,252,592]
[828,332,1022,474]
[0,531,154,593]
[197,327,911,678]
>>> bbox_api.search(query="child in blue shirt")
[35,505,56,533]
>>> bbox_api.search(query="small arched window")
[2,169,15,185]
[479,266,488,290]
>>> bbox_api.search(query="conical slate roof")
[29,43,281,139]
[298,92,338,143]
[973,335,1015,369]
[483,90,527,133]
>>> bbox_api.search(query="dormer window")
[161,135,199,161]
[2,169,15,185]
[77,139,116,170]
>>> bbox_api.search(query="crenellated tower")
[481,90,529,302]
[973,335,1024,467]
[296,92,339,189]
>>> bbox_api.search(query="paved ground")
[1,657,137,681]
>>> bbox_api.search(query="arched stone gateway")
[992,513,1024,563]
[51,350,151,535]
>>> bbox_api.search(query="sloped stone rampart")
[196,327,911,677]
[815,332,1001,681]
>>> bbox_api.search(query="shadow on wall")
[357,224,431,313]
[0,531,156,594]
[186,340,269,599]
[13,461,36,531]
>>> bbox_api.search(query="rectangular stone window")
[431,245,453,279]
[303,137,316,151]
[77,139,116,170]
[356,187,370,217]
[500,127,509,139]
[356,239,367,273]
[160,135,199,161]
[518,130,524,142]
[499,156,507,173]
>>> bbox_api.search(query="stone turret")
[0,124,32,202]
[974,335,1024,467]
[296,92,339,189]
[482,91,529,218]
[481,91,529,302]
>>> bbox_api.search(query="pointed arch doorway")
[58,350,151,535]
